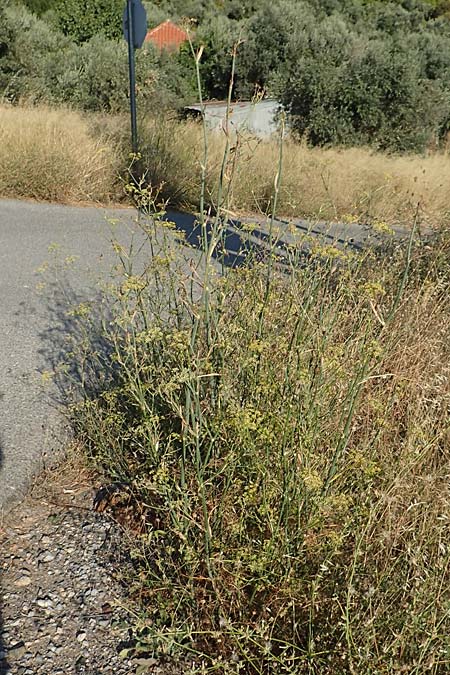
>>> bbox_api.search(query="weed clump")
[64,198,450,673]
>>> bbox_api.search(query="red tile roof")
[145,20,188,51]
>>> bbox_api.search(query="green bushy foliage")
[281,26,450,151]
[42,37,196,112]
[54,0,124,43]
[41,36,131,111]
[236,0,450,152]
[0,3,70,102]
[152,46,198,108]
[143,1,169,29]
[147,0,259,22]
[0,5,20,98]
[0,2,196,112]
[20,0,58,16]
[236,1,314,99]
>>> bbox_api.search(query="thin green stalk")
[189,39,208,249]
[201,42,240,355]
[322,349,370,497]
[257,113,286,341]
[385,204,419,324]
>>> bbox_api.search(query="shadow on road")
[36,208,396,412]
[38,281,117,410]
[35,209,292,405]
[162,209,370,269]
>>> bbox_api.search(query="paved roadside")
[0,199,142,511]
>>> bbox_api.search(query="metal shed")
[184,99,282,138]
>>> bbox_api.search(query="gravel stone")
[0,473,137,674]
[0,461,190,675]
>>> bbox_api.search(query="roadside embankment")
[1,104,450,228]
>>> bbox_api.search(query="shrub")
[194,13,240,99]
[236,0,316,99]
[54,0,124,43]
[0,3,68,103]
[41,36,132,112]
[0,2,192,114]
[280,17,450,152]
[58,190,450,673]
[20,0,58,15]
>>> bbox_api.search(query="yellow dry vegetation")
[278,141,450,225]
[1,104,450,229]
[0,104,121,203]
[141,118,450,226]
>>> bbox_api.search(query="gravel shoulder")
[0,454,139,675]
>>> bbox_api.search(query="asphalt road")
[0,198,404,512]
[0,199,149,511]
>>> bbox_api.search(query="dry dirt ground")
[0,454,177,675]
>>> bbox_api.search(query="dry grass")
[0,104,121,203]
[253,139,450,226]
[139,118,450,227]
[1,104,450,230]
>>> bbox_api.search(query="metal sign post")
[123,0,147,155]
[126,0,138,154]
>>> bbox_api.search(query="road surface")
[0,199,148,511]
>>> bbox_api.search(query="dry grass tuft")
[259,140,450,226]
[0,105,121,203]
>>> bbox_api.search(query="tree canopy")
[6,0,450,152]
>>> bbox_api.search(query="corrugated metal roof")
[145,20,188,51]
[186,100,279,111]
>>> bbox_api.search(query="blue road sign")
[123,0,147,50]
